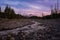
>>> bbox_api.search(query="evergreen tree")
[11,9,16,18]
[11,9,15,14]
[0,6,1,12]
[4,5,17,18]
[4,5,9,13]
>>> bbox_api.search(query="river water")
[0,21,46,35]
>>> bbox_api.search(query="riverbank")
[0,19,34,31]
[0,18,60,40]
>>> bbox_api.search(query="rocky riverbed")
[0,19,60,40]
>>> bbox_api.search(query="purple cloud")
[0,0,60,16]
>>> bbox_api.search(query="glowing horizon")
[0,0,60,17]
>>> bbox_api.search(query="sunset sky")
[0,0,60,17]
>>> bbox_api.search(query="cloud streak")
[0,0,59,16]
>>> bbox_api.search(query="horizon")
[0,0,60,17]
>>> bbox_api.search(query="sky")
[0,0,60,17]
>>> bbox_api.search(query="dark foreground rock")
[0,26,60,40]
[0,19,60,40]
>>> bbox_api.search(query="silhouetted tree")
[0,5,27,19]
[9,9,16,19]
[11,9,15,14]
[0,6,1,13]
[4,5,16,19]
[4,5,9,13]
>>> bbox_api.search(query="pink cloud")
[11,5,51,17]
[1,0,51,17]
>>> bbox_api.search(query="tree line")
[42,12,60,19]
[0,5,25,19]
[0,5,60,19]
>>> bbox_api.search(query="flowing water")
[0,21,46,35]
